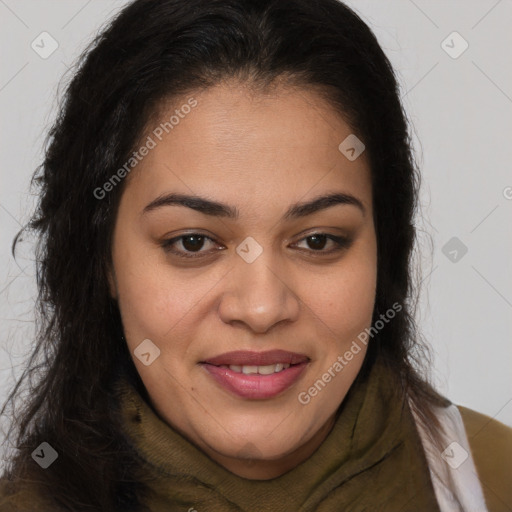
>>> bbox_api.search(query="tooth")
[258,364,277,375]
[228,363,293,375]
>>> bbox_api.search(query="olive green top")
[1,356,511,511]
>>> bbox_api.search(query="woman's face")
[110,80,377,479]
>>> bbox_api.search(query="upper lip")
[201,350,310,366]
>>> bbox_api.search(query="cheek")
[116,271,207,342]
[112,236,209,341]
[307,256,377,344]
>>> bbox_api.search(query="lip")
[200,361,309,400]
[201,349,310,366]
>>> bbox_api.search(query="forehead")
[124,81,372,217]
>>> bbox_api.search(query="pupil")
[308,234,327,250]
[183,235,204,252]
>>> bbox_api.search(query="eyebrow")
[142,191,365,220]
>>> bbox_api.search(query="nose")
[217,254,301,334]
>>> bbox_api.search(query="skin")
[109,79,377,480]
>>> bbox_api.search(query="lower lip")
[200,362,308,399]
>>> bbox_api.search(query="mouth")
[212,362,296,375]
[200,349,310,367]
[199,350,310,399]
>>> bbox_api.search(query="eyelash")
[160,232,352,259]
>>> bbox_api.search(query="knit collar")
[113,354,440,511]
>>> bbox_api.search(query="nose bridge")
[218,245,300,333]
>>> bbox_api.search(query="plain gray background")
[1,0,511,462]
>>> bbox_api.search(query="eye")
[160,232,352,259]
[161,233,220,259]
[292,233,352,255]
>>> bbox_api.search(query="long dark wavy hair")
[1,0,449,509]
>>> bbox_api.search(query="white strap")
[410,401,489,512]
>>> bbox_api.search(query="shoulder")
[0,476,55,512]
[458,405,512,511]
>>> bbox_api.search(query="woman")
[1,0,510,510]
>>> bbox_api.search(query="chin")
[221,437,297,462]
[199,419,306,460]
